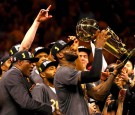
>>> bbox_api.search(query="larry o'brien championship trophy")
[76,18,135,69]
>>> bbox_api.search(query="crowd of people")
[0,0,135,58]
[0,1,135,115]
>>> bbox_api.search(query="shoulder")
[54,66,81,85]
[56,66,78,75]
[2,67,22,83]
[4,67,22,77]
[32,83,47,92]
[33,83,46,89]
[31,83,48,95]
[30,67,39,76]
[55,66,80,78]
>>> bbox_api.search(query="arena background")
[0,0,135,64]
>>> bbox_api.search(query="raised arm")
[19,5,52,51]
[86,62,124,101]
[87,72,117,101]
[116,89,126,115]
[79,30,111,83]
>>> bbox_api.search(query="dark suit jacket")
[0,66,52,115]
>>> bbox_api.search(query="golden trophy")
[76,17,130,60]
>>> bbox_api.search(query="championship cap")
[33,47,50,57]
[51,40,74,59]
[38,60,58,73]
[9,44,21,56]
[12,51,39,63]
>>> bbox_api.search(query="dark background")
[0,0,135,63]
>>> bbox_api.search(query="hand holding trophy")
[76,18,128,59]
[76,17,135,69]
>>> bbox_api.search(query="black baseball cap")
[33,47,50,57]
[51,40,74,59]
[78,46,91,56]
[47,42,56,49]
[38,60,58,73]
[9,44,21,56]
[12,51,39,63]
[0,55,10,66]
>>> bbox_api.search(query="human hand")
[113,61,125,76]
[67,36,77,41]
[118,89,126,102]
[119,67,129,82]
[67,36,79,51]
[52,109,61,115]
[100,71,110,81]
[115,78,124,89]
[94,30,111,49]
[88,102,101,114]
[105,94,115,107]
[35,5,52,22]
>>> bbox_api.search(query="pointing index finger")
[46,5,52,11]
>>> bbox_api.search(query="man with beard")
[50,30,112,115]
[0,51,54,115]
[31,60,61,115]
